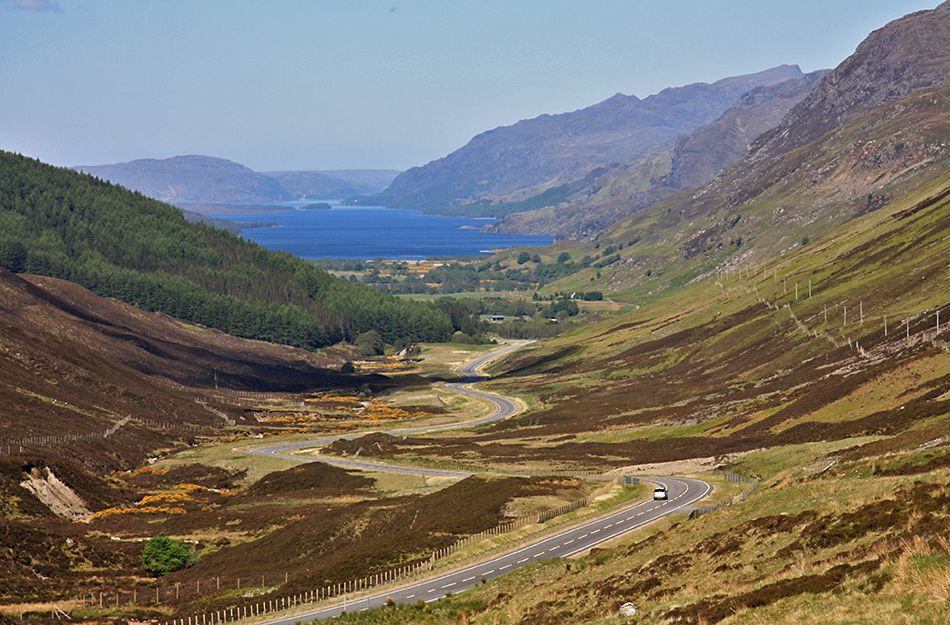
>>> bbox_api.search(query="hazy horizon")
[1,0,939,172]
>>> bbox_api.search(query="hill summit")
[76,156,400,205]
[76,155,293,204]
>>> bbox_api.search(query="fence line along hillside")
[0,412,229,455]
[713,258,949,359]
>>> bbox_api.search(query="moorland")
[3,3,950,625]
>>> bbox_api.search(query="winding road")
[245,341,713,623]
[248,341,528,476]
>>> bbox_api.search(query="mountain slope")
[486,70,828,239]
[589,83,950,307]
[485,2,950,244]
[0,268,224,471]
[502,2,950,305]
[365,65,805,212]
[263,169,399,200]
[76,155,294,204]
[0,265,396,460]
[749,0,950,165]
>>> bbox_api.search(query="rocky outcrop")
[748,1,950,165]
[20,467,91,520]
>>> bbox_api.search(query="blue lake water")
[219,204,553,260]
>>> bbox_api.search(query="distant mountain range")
[485,69,829,238]
[358,64,809,221]
[74,156,400,207]
[369,3,950,243]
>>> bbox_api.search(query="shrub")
[141,533,192,576]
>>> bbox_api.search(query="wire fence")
[0,413,232,455]
[49,477,644,625]
[689,473,759,519]
[715,259,949,358]
[147,476,652,625]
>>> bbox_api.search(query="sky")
[0,0,941,172]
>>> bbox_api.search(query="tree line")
[0,151,455,349]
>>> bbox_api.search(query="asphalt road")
[242,342,713,623]
[248,341,530,476]
[262,476,711,624]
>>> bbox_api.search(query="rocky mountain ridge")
[486,70,829,239]
[516,0,950,303]
[365,65,805,212]
[747,0,950,166]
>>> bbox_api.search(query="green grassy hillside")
[528,84,950,305]
[308,92,950,625]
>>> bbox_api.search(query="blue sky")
[0,0,939,172]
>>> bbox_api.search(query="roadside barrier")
[689,473,758,519]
